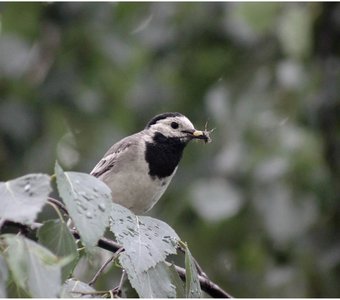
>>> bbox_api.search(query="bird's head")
[145,112,210,144]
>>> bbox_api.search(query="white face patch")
[149,116,195,139]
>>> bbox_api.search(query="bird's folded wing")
[90,133,141,178]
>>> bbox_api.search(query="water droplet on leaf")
[98,203,106,211]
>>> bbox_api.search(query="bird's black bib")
[145,132,186,179]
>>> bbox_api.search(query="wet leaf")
[122,259,176,298]
[38,219,79,281]
[185,244,202,298]
[55,162,112,250]
[0,255,8,298]
[5,277,31,298]
[0,173,51,224]
[60,278,96,298]
[0,234,66,298]
[121,275,139,298]
[110,203,179,274]
[169,263,186,298]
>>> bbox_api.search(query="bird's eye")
[171,122,179,129]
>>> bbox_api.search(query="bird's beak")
[193,130,205,139]
[183,129,209,143]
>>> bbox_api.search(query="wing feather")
[90,132,143,178]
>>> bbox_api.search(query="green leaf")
[60,278,96,298]
[0,235,27,290]
[0,255,8,298]
[0,173,51,224]
[185,244,202,298]
[169,264,186,298]
[122,259,176,298]
[110,202,179,274]
[55,162,112,250]
[5,278,31,298]
[121,276,139,298]
[38,219,79,281]
[0,234,65,297]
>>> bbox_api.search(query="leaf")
[38,219,79,281]
[121,275,139,298]
[0,255,8,298]
[122,259,176,298]
[185,244,202,298]
[60,278,96,298]
[5,279,31,298]
[55,162,112,250]
[0,234,66,298]
[0,173,51,224]
[168,264,186,298]
[110,202,179,274]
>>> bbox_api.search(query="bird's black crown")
[145,112,183,129]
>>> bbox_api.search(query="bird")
[90,112,210,214]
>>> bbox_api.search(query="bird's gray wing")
[90,132,142,178]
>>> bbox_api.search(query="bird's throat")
[145,132,186,179]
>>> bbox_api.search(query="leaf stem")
[47,201,65,223]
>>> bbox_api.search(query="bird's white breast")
[99,151,177,214]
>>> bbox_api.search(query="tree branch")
[174,264,232,298]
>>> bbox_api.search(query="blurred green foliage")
[0,2,339,297]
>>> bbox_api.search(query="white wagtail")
[90,112,210,214]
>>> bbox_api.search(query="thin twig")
[70,290,108,297]
[88,255,115,286]
[47,200,65,222]
[88,247,124,286]
[117,269,126,292]
[110,269,126,297]
[178,244,208,278]
[173,263,232,298]
[47,197,68,215]
[193,257,208,278]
